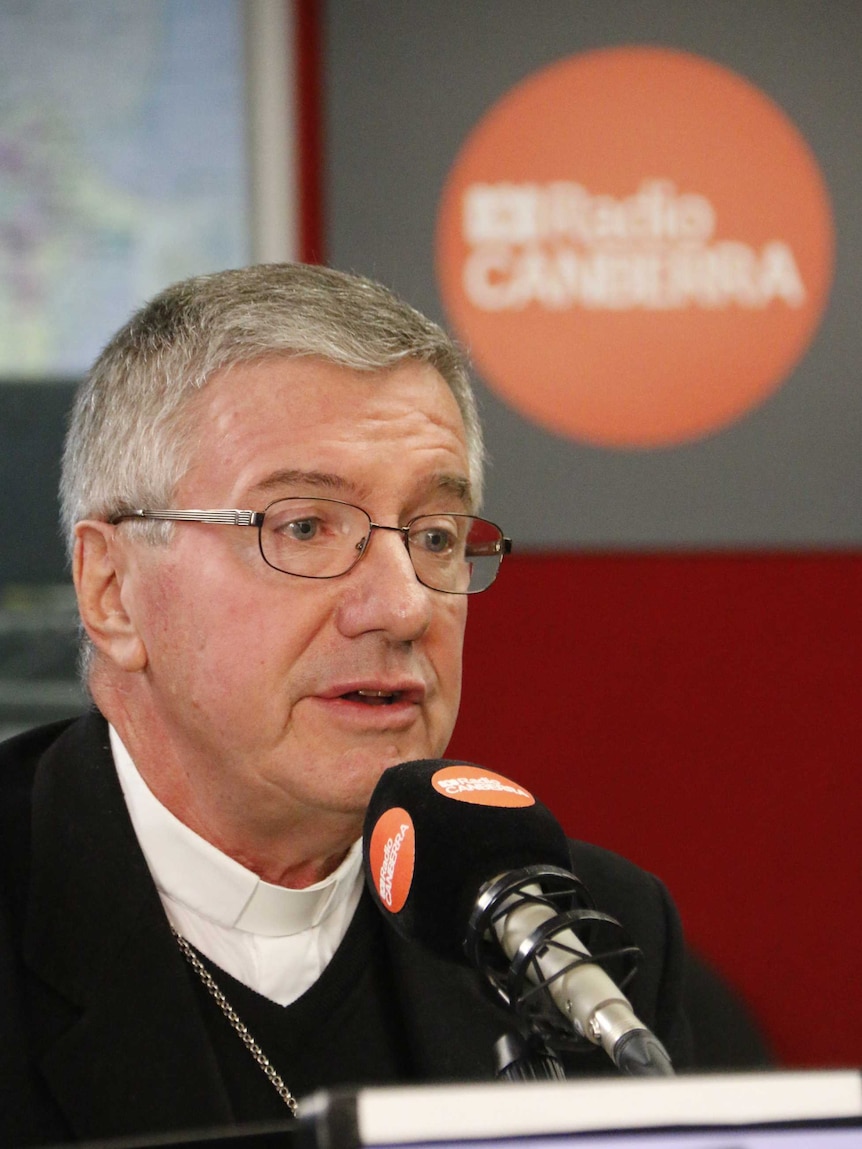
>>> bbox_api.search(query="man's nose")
[336,525,433,642]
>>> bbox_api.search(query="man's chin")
[332,741,435,806]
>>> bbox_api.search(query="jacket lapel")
[23,713,234,1142]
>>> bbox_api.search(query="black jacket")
[0,712,691,1146]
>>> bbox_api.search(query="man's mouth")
[341,689,402,706]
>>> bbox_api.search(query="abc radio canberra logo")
[431,765,534,808]
[368,807,415,913]
[436,46,835,448]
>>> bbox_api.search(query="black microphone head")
[362,758,571,962]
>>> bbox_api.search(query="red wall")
[448,552,862,1068]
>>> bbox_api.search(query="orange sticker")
[436,46,835,448]
[432,765,534,808]
[368,807,415,912]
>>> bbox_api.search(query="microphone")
[362,759,674,1076]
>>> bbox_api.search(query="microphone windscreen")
[362,759,571,961]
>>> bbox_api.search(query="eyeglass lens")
[258,498,505,594]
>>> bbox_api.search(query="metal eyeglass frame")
[109,498,512,595]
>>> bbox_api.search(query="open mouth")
[341,689,402,706]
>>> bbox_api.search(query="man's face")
[113,356,470,836]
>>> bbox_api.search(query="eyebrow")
[434,473,473,508]
[249,469,352,498]
[247,468,473,510]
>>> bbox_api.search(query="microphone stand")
[494,1031,567,1083]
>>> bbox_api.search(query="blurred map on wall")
[0,0,252,737]
[0,0,250,377]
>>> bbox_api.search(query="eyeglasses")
[110,497,512,595]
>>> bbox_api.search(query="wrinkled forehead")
[178,355,474,508]
[247,467,474,513]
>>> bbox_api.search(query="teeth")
[357,689,393,698]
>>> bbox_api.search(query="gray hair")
[60,262,484,556]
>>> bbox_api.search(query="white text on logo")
[462,179,805,312]
[378,823,411,908]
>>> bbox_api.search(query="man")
[0,264,690,1146]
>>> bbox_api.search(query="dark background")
[0,384,82,736]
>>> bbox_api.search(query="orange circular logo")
[368,807,415,913]
[431,765,534,808]
[436,47,835,448]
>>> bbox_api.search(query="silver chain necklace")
[171,928,298,1116]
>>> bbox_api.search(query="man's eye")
[417,527,456,554]
[284,517,321,541]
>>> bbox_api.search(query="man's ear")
[73,521,148,673]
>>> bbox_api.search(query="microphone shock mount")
[466,864,643,1057]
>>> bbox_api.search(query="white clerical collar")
[110,725,363,938]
